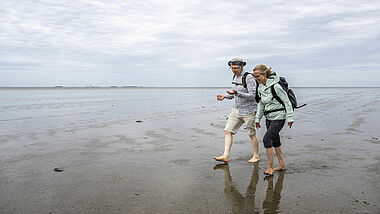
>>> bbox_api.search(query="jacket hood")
[264,71,279,87]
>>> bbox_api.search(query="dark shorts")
[263,119,285,148]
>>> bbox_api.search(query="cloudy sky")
[1,0,379,87]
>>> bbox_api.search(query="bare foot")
[213,155,229,162]
[274,166,286,171]
[248,156,260,163]
[264,168,274,176]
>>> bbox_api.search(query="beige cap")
[228,57,246,66]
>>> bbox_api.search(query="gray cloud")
[0,0,379,87]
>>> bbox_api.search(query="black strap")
[265,84,286,115]
[264,108,285,115]
[296,103,307,108]
[232,72,252,88]
[270,85,285,107]
[242,72,250,88]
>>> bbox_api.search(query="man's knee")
[224,130,233,135]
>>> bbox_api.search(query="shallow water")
[0,87,379,213]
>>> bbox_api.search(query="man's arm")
[225,93,234,99]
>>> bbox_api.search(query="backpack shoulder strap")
[242,72,251,88]
[270,84,285,107]
[255,80,260,100]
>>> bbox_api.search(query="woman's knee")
[263,135,272,148]
[273,141,281,148]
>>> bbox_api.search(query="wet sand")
[0,88,379,213]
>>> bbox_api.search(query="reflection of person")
[214,57,260,163]
[263,172,285,214]
[213,163,285,214]
[214,163,259,213]
[253,64,293,176]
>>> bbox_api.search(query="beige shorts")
[224,108,256,136]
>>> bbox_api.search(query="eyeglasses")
[231,67,241,70]
[253,74,262,78]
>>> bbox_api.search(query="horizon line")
[1,86,380,89]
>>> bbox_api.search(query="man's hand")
[255,122,261,128]
[288,121,293,128]
[217,95,226,101]
[226,90,237,94]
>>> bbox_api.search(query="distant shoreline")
[0,86,379,89]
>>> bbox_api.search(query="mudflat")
[0,88,379,213]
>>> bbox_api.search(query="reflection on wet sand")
[263,172,284,214]
[214,163,285,214]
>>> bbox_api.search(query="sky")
[1,0,379,87]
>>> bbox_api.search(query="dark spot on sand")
[54,167,64,172]
[136,120,143,123]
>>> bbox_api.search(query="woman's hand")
[226,90,237,94]
[288,121,293,128]
[255,122,261,128]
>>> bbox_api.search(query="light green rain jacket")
[255,72,294,123]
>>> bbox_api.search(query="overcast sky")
[1,0,379,87]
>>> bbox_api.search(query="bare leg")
[214,131,233,162]
[274,146,286,171]
[265,147,274,175]
[248,135,260,163]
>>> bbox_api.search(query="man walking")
[214,57,260,163]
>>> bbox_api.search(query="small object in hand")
[54,167,64,172]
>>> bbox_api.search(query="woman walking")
[253,64,294,176]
